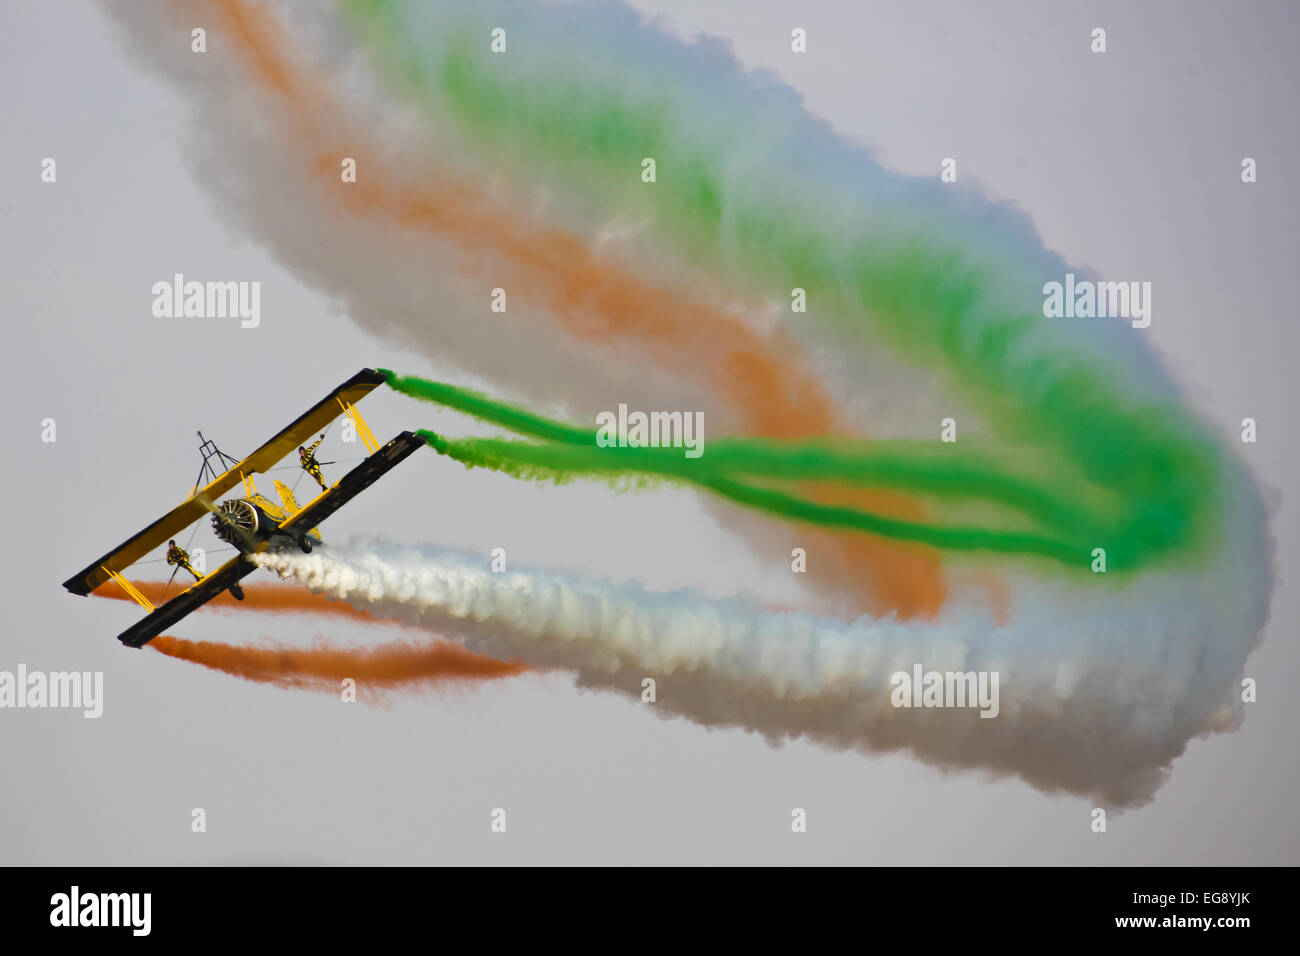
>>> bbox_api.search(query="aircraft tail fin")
[274,479,322,542]
[273,479,302,517]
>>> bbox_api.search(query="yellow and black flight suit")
[299,436,328,492]
[166,542,202,582]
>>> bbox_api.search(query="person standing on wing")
[299,434,328,492]
[165,539,202,582]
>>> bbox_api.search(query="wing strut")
[104,568,156,612]
[338,398,380,454]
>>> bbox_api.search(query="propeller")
[210,499,259,551]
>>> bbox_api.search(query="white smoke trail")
[100,0,1275,801]
[95,0,750,432]
[254,527,1267,808]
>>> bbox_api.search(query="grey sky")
[1,0,1297,864]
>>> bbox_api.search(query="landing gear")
[229,582,245,601]
[298,534,313,554]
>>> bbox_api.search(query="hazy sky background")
[2,0,1297,864]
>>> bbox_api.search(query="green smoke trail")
[385,370,1197,572]
[350,3,1226,574]
[379,373,591,445]
[420,428,1084,563]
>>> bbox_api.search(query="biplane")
[62,368,424,648]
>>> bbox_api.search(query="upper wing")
[116,555,257,648]
[214,367,386,482]
[63,368,387,595]
[62,493,227,596]
[279,431,425,535]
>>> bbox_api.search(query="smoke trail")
[343,0,1179,408]
[95,578,386,624]
[383,369,1201,572]
[254,538,1262,806]
[97,579,525,691]
[99,0,951,618]
[420,428,1093,566]
[157,0,837,440]
[149,633,525,694]
[94,0,1275,803]
[346,3,1232,578]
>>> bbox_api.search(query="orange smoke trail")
[149,633,526,692]
[197,0,951,619]
[96,578,387,625]
[204,0,833,439]
[98,579,526,691]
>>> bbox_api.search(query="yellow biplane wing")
[114,555,256,648]
[62,368,387,596]
[108,431,422,649]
